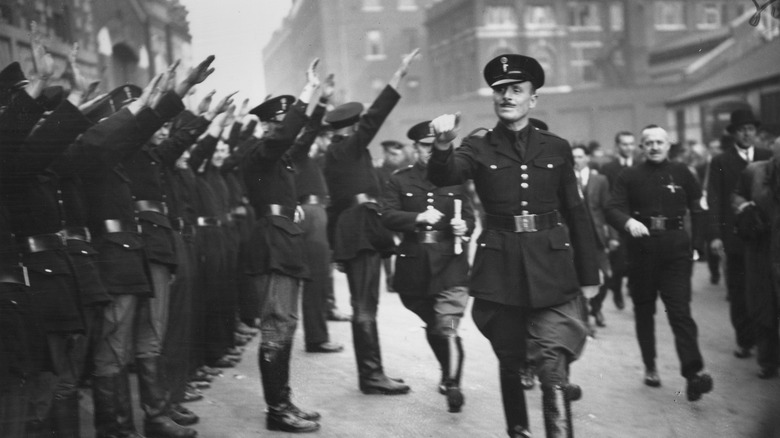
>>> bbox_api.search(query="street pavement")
[80,259,780,437]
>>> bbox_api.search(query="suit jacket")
[428,123,599,309]
[582,170,617,249]
[381,163,475,295]
[707,146,772,255]
[599,157,634,188]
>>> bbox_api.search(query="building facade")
[0,0,192,94]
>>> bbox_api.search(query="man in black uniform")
[606,124,713,401]
[428,54,599,438]
[324,49,419,396]
[381,121,474,412]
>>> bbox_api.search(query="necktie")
[515,131,527,159]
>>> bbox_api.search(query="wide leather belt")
[134,200,168,216]
[0,265,29,286]
[170,217,197,236]
[61,226,91,243]
[261,204,296,220]
[196,216,222,227]
[415,230,449,244]
[299,194,328,206]
[353,193,378,205]
[20,233,67,253]
[637,216,684,231]
[102,219,141,234]
[485,210,561,233]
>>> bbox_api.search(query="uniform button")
[480,243,486,247]
[406,193,413,197]
[426,225,432,230]
[521,210,529,215]
[521,174,529,180]
[447,192,453,196]
[521,201,528,207]
[44,269,52,273]
[81,250,88,255]
[427,206,434,210]
[399,254,406,258]
[564,243,570,247]
[521,165,528,170]
[521,183,529,188]
[547,163,553,169]
[427,192,434,196]
[427,199,434,203]
[490,164,497,169]
[123,244,130,248]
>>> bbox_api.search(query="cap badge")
[123,86,133,100]
[281,97,288,111]
[500,56,508,73]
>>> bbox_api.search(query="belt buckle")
[514,214,537,233]
[650,216,666,231]
[422,231,436,244]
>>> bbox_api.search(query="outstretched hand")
[197,90,216,115]
[26,21,54,99]
[298,58,321,104]
[429,112,461,149]
[389,48,420,89]
[175,55,216,96]
[320,74,335,102]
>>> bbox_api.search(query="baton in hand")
[454,199,463,255]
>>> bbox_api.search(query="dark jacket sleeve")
[605,170,632,231]
[380,176,420,232]
[154,113,210,166]
[706,156,724,240]
[246,100,308,164]
[220,136,257,171]
[329,86,400,161]
[289,104,326,164]
[0,91,46,150]
[427,140,478,187]
[188,134,218,171]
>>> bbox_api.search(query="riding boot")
[137,357,196,438]
[429,334,465,412]
[51,392,80,438]
[426,332,447,394]
[260,342,319,433]
[353,319,409,395]
[542,384,574,438]
[499,368,530,437]
[278,343,320,421]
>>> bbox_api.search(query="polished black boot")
[541,384,574,438]
[278,343,320,421]
[499,368,531,437]
[353,319,409,395]
[426,333,448,394]
[93,375,119,438]
[51,392,80,438]
[116,370,146,438]
[428,334,465,412]
[260,342,319,433]
[137,357,197,438]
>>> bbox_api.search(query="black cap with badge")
[406,120,435,145]
[83,84,143,123]
[483,54,545,90]
[249,95,295,122]
[324,102,364,130]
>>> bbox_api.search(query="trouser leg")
[47,333,83,438]
[300,204,330,345]
[726,253,755,350]
[0,377,28,438]
[164,233,194,405]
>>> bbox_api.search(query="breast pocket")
[532,157,565,203]
[475,161,515,204]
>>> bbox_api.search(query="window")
[484,6,516,27]
[397,0,416,11]
[365,30,386,60]
[568,2,601,29]
[524,5,556,30]
[654,1,686,30]
[610,2,624,31]
[570,41,602,84]
[362,0,382,12]
[697,2,722,29]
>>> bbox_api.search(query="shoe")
[686,372,713,401]
[520,368,535,390]
[305,341,344,353]
[199,366,222,376]
[613,292,625,310]
[236,321,259,336]
[266,404,320,433]
[508,426,533,438]
[225,346,244,355]
[591,309,606,327]
[286,401,321,422]
[734,347,752,359]
[190,371,213,383]
[144,415,197,438]
[189,380,210,390]
[644,369,661,387]
[758,367,778,379]
[182,386,203,403]
[445,386,464,413]
[213,357,237,368]
[360,374,411,395]
[168,404,199,426]
[326,310,351,322]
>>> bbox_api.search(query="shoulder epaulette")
[536,128,564,141]
[466,127,491,138]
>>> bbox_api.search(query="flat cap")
[406,120,435,143]
[483,54,544,89]
[324,102,364,130]
[249,95,294,122]
[83,84,142,123]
